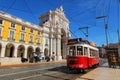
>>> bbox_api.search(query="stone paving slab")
[75,63,120,80]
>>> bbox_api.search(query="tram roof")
[68,43,98,51]
[67,38,97,48]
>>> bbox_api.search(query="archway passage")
[35,47,40,54]
[61,28,67,59]
[27,46,34,62]
[35,47,41,58]
[5,43,15,57]
[17,45,25,58]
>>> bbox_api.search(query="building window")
[30,28,33,33]
[9,30,14,40]
[11,22,15,28]
[30,35,33,42]
[20,33,24,41]
[0,19,3,25]
[38,31,40,35]
[37,37,40,43]
[21,26,25,31]
[45,39,48,46]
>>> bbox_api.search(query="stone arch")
[44,48,48,57]
[5,43,15,57]
[35,47,41,57]
[27,46,34,62]
[17,45,25,57]
[35,47,40,53]
[61,28,67,59]
[0,43,2,57]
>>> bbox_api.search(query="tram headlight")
[79,64,83,67]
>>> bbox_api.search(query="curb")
[0,60,66,69]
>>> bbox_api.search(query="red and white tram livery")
[67,38,99,72]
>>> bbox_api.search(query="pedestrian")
[21,53,28,63]
[34,52,38,62]
[46,55,50,62]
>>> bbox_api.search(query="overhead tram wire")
[106,0,113,43]
[24,0,37,22]
[71,6,97,18]
[0,4,30,13]
[93,0,102,27]
[0,0,39,24]
[64,0,102,28]
[5,0,16,12]
[45,0,78,38]
[45,0,102,38]
[69,30,78,38]
[71,0,101,18]
[103,0,109,47]
[106,0,111,24]
[45,0,99,28]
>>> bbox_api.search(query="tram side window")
[84,47,88,56]
[90,49,93,56]
[94,51,99,57]
[69,46,76,56]
[77,46,83,55]
[90,49,98,57]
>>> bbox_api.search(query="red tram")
[67,38,99,72]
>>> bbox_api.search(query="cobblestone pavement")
[75,63,120,80]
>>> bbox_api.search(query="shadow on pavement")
[47,66,97,74]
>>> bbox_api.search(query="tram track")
[0,59,106,80]
[0,63,81,80]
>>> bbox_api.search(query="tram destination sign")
[67,38,82,45]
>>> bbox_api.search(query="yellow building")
[0,6,71,65]
[0,11,43,65]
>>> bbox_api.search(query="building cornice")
[0,11,43,31]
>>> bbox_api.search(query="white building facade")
[41,6,71,60]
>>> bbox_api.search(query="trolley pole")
[79,26,89,40]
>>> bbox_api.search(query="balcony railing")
[37,43,40,45]
[29,41,33,44]
[20,39,25,42]
[45,44,48,46]
[8,38,15,41]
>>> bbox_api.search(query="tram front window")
[69,46,76,56]
[77,46,83,55]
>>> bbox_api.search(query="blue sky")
[0,0,120,46]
